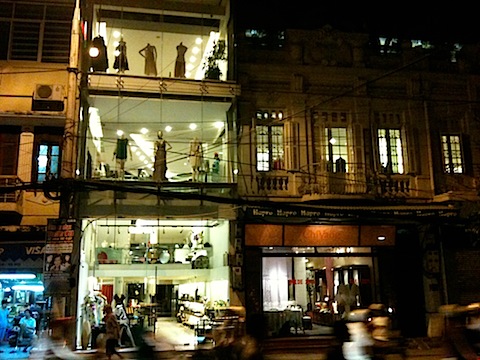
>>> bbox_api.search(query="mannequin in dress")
[189,137,203,181]
[113,133,132,179]
[90,35,109,72]
[139,43,157,76]
[175,42,188,78]
[153,130,172,182]
[113,38,129,73]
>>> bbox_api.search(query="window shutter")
[284,121,299,171]
[462,134,473,175]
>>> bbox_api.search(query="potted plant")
[204,40,227,80]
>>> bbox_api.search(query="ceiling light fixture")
[0,274,36,280]
[12,284,45,292]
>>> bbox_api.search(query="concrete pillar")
[18,131,34,182]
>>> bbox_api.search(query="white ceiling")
[89,96,231,179]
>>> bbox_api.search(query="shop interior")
[85,5,232,183]
[90,6,228,80]
[0,274,46,348]
[76,217,232,349]
[86,96,232,182]
[261,246,375,337]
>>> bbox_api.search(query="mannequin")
[90,35,109,72]
[189,137,203,181]
[139,43,157,76]
[113,133,132,179]
[114,294,126,310]
[175,42,188,78]
[153,130,172,182]
[114,304,136,347]
[113,38,129,73]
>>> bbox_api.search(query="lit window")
[325,128,348,173]
[36,143,60,182]
[255,110,284,171]
[378,129,404,174]
[441,135,463,173]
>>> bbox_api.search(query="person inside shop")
[104,304,123,360]
[113,132,133,179]
[18,309,36,353]
[211,152,221,182]
[153,130,172,182]
[0,299,11,346]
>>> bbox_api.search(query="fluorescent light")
[12,285,44,292]
[0,274,36,280]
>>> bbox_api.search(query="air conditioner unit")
[34,84,64,101]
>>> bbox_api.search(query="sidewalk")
[26,335,448,360]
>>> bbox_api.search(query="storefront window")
[85,98,232,183]
[77,217,231,346]
[88,6,227,80]
[261,247,374,337]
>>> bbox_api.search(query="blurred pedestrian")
[104,304,123,360]
[0,299,10,344]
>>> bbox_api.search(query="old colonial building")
[235,25,480,337]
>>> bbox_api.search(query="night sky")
[235,2,479,43]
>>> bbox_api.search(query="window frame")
[0,1,73,62]
[441,134,464,174]
[325,127,348,173]
[255,110,285,172]
[0,126,21,175]
[377,128,404,174]
[32,129,63,183]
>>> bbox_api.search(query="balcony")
[238,172,297,199]
[87,73,240,99]
[78,181,237,218]
[0,176,24,218]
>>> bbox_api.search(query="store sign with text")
[44,218,76,296]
